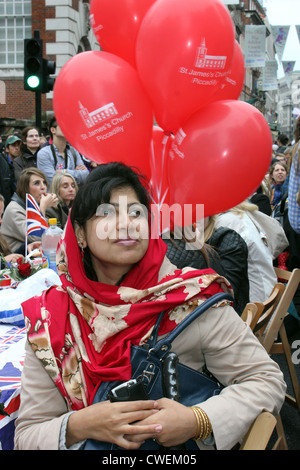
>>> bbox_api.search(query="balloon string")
[150,134,170,235]
[150,138,160,202]
[160,135,169,205]
[149,139,161,234]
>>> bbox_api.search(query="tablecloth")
[0,324,26,450]
[0,268,61,450]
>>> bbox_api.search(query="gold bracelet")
[190,406,201,439]
[190,406,203,440]
[189,406,212,440]
[199,407,212,440]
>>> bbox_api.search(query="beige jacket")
[14,304,286,450]
[1,200,40,252]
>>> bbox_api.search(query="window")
[0,0,32,67]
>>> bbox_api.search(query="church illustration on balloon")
[79,101,118,129]
[195,39,227,70]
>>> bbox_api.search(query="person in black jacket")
[0,134,21,208]
[13,127,41,181]
[250,184,272,216]
[163,217,249,315]
[276,133,289,154]
[0,135,21,205]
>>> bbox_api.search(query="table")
[0,268,61,450]
[0,324,26,450]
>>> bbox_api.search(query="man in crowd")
[0,135,21,206]
[5,134,22,163]
[276,133,289,154]
[37,116,89,185]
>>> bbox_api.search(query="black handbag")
[83,292,233,450]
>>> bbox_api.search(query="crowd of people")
[0,116,299,450]
[0,117,94,260]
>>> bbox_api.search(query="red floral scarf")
[22,217,232,410]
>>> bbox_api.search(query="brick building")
[0,0,98,135]
[0,0,284,138]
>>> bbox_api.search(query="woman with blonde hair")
[46,172,78,229]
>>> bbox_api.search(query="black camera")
[108,379,149,402]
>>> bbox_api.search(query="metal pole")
[35,91,42,132]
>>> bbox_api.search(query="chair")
[252,282,286,344]
[242,268,300,449]
[240,302,258,330]
[241,283,287,449]
[241,283,285,340]
[239,412,277,450]
[265,268,300,414]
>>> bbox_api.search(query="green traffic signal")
[24,36,56,93]
[26,75,40,89]
[24,37,43,92]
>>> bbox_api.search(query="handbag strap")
[147,292,233,359]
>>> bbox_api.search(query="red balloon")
[212,40,245,102]
[136,0,235,133]
[168,100,273,224]
[53,51,153,178]
[89,0,157,67]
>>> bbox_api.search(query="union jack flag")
[26,193,48,238]
[0,326,26,449]
[0,388,21,450]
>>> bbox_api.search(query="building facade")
[0,0,98,134]
[0,0,295,139]
[277,72,300,140]
[227,0,278,132]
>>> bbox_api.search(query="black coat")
[164,226,249,315]
[250,193,272,216]
[273,193,300,310]
[13,148,38,182]
[0,153,15,207]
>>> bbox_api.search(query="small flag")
[26,193,48,238]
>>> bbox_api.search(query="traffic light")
[24,37,43,92]
[24,36,56,93]
[42,58,56,93]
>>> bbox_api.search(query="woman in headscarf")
[15,162,285,450]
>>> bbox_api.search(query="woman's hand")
[39,193,59,215]
[27,241,42,253]
[66,400,163,449]
[125,398,197,448]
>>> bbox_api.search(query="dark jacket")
[164,226,249,315]
[273,193,300,311]
[13,148,38,182]
[250,193,272,216]
[45,203,69,229]
[0,152,15,207]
